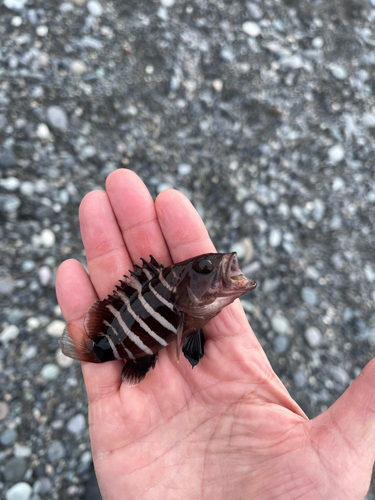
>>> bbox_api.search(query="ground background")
[0,0,375,498]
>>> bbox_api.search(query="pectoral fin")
[121,354,158,386]
[182,329,205,368]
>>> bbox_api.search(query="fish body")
[59,252,257,386]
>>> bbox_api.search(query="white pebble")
[0,324,20,343]
[212,79,223,92]
[178,163,192,176]
[4,0,27,10]
[330,64,347,80]
[332,177,345,191]
[11,16,23,26]
[328,144,345,164]
[0,177,20,191]
[160,0,175,6]
[6,482,32,500]
[27,317,40,330]
[20,181,34,196]
[38,266,52,286]
[305,326,322,347]
[312,37,324,49]
[46,319,65,337]
[271,315,290,335]
[14,445,32,458]
[41,363,60,381]
[56,349,74,368]
[70,60,87,74]
[281,55,304,69]
[87,0,103,16]
[36,123,50,139]
[244,200,258,215]
[36,25,48,36]
[40,228,55,248]
[269,228,282,247]
[242,21,261,37]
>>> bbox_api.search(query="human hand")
[56,169,375,500]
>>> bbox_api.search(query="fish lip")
[223,252,257,291]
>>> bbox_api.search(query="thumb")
[312,358,375,464]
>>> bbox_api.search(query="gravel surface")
[0,0,375,498]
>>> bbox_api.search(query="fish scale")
[59,252,257,386]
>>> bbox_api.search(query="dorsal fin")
[83,255,166,341]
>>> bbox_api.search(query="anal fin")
[121,354,158,387]
[182,329,205,368]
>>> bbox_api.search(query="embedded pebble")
[281,55,304,69]
[362,113,375,128]
[301,287,318,306]
[5,482,32,500]
[33,477,52,495]
[269,228,282,247]
[47,440,66,463]
[242,21,261,37]
[14,445,32,458]
[329,366,349,385]
[0,401,10,420]
[47,320,65,337]
[312,37,324,49]
[305,327,323,347]
[313,199,325,222]
[271,315,290,335]
[46,106,68,131]
[0,324,20,343]
[246,2,263,19]
[0,194,21,212]
[4,457,26,482]
[244,200,258,215]
[67,414,86,435]
[273,336,289,354]
[40,364,60,381]
[1,429,17,446]
[231,237,254,263]
[328,144,345,164]
[4,0,27,9]
[0,153,16,168]
[20,182,34,197]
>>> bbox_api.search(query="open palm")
[56,169,375,500]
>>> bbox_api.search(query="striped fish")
[59,252,257,386]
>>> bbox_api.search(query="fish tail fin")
[59,323,100,363]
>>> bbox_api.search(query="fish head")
[173,252,257,318]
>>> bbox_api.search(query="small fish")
[59,252,257,386]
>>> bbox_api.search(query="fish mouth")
[223,252,257,291]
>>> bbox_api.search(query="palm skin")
[56,169,375,500]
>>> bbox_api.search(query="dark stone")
[0,152,16,168]
[3,457,27,482]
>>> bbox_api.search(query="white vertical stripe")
[103,320,135,360]
[106,304,153,355]
[115,290,168,346]
[100,329,122,361]
[158,269,176,293]
[131,280,177,334]
[149,282,174,311]
[143,268,153,280]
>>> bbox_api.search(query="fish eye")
[193,258,213,274]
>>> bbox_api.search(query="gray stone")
[301,287,318,306]
[329,64,347,80]
[244,200,258,215]
[269,228,282,247]
[330,366,349,385]
[273,336,290,354]
[305,327,323,348]
[67,414,86,435]
[46,320,65,337]
[87,0,103,15]
[0,177,20,190]
[33,477,52,495]
[4,457,27,482]
[4,0,27,10]
[5,482,32,500]
[47,440,65,463]
[0,194,21,213]
[313,199,325,222]
[177,163,192,176]
[71,60,88,74]
[1,429,17,446]
[246,2,263,19]
[46,106,68,131]
[14,445,32,458]
[0,324,20,343]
